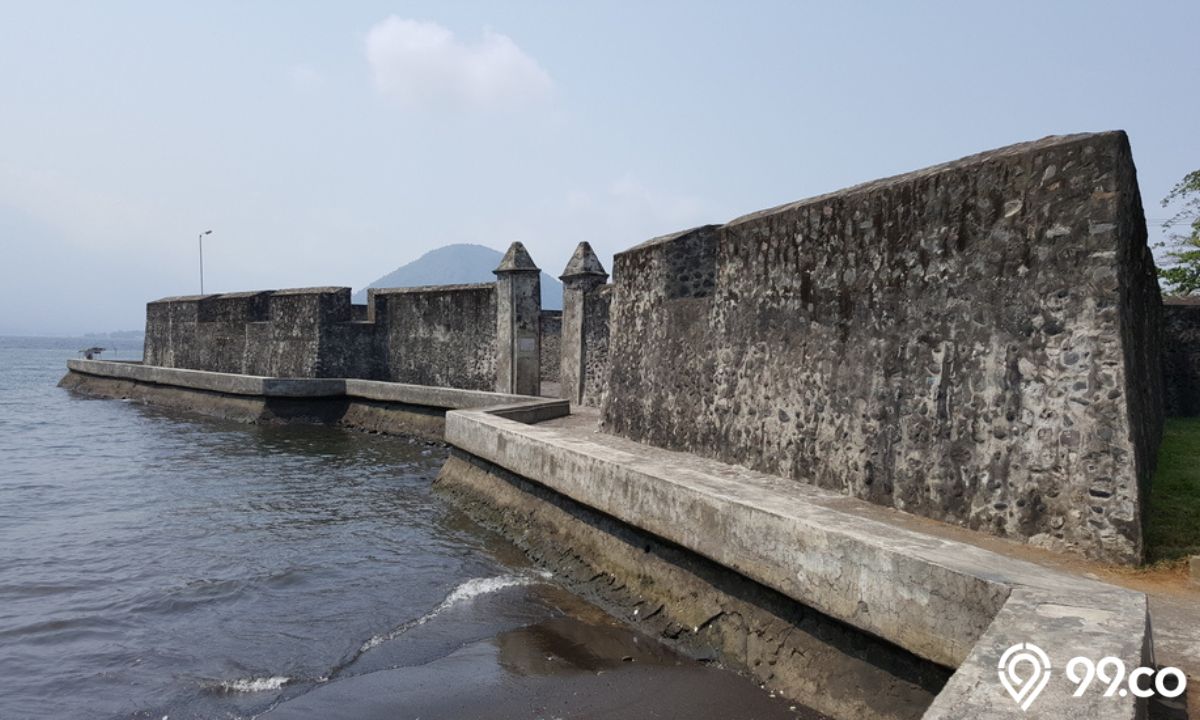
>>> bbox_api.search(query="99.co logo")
[999,643,1186,711]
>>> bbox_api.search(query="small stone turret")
[560,242,610,405]
[561,241,609,285]
[494,242,542,396]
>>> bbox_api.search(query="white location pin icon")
[998,642,1053,712]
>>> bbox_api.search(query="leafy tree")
[1159,170,1200,295]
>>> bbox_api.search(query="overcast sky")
[1,1,1197,335]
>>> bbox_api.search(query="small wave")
[219,675,291,693]
[360,573,547,652]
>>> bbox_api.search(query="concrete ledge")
[923,588,1151,720]
[370,282,495,295]
[444,407,1152,719]
[342,377,542,410]
[66,359,545,410]
[62,360,563,442]
[435,451,950,720]
[67,359,345,397]
[487,400,571,424]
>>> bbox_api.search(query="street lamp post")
[199,230,212,294]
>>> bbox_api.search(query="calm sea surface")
[0,336,813,720]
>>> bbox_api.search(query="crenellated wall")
[600,132,1163,564]
[137,135,1175,564]
[145,284,503,390]
[142,244,545,393]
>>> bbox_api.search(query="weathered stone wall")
[321,321,384,380]
[602,132,1163,564]
[559,242,612,407]
[193,288,352,378]
[494,244,542,396]
[579,284,612,407]
[251,287,351,378]
[144,283,504,390]
[143,295,203,369]
[1164,298,1200,416]
[371,284,498,390]
[539,310,561,382]
[193,292,271,374]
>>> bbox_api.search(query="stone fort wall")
[577,284,612,407]
[539,310,561,383]
[368,284,497,389]
[600,132,1163,564]
[146,285,500,390]
[143,243,546,394]
[1164,298,1200,416]
[138,133,1186,564]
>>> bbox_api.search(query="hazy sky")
[1,1,1197,335]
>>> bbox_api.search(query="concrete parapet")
[443,404,1152,719]
[65,358,345,397]
[60,359,551,440]
[65,359,543,408]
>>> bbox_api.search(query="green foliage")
[1145,417,1200,562]
[1159,170,1200,295]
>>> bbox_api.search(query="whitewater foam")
[219,675,290,693]
[360,573,548,652]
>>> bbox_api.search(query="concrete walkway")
[534,407,1200,717]
[448,403,1162,718]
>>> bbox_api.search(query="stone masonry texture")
[559,242,612,407]
[539,310,561,383]
[146,284,500,391]
[579,284,612,407]
[372,284,497,390]
[601,132,1163,564]
[142,242,545,394]
[494,242,542,396]
[1164,297,1200,416]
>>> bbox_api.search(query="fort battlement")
[142,249,546,394]
[62,131,1200,720]
[130,132,1180,565]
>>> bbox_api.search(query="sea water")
[0,336,813,720]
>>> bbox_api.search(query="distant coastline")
[83,329,145,340]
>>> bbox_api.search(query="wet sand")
[262,583,825,720]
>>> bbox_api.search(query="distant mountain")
[353,244,562,310]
